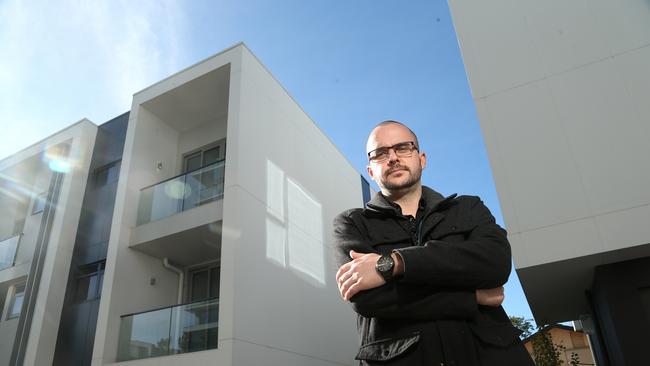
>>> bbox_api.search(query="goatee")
[381,165,422,191]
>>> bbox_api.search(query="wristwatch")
[375,254,395,282]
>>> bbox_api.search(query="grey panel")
[52,113,128,366]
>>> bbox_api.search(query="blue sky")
[0,0,534,322]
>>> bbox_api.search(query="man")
[333,121,534,365]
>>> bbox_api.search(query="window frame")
[181,139,226,173]
[73,261,106,303]
[93,160,121,188]
[6,283,26,320]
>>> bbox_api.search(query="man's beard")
[380,164,422,191]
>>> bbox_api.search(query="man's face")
[366,124,426,193]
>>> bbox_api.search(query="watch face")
[377,255,394,272]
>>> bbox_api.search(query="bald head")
[366,120,419,154]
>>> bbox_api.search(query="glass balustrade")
[137,161,225,225]
[0,234,20,271]
[117,298,219,361]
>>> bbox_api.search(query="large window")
[7,283,25,319]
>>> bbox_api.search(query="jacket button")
[451,225,457,230]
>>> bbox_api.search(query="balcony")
[117,298,219,361]
[137,161,225,225]
[0,234,20,271]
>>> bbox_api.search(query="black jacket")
[333,187,534,366]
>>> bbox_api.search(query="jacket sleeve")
[394,197,512,289]
[333,211,478,320]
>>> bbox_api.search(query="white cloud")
[0,0,186,160]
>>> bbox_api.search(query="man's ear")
[419,152,426,170]
[367,165,375,180]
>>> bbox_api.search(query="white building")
[0,121,98,366]
[449,1,650,365]
[0,43,363,366]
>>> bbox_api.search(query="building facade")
[522,325,595,366]
[448,1,650,365]
[0,43,363,366]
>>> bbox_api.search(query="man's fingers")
[337,270,353,290]
[335,262,352,283]
[349,250,361,259]
[344,279,362,301]
[340,275,358,300]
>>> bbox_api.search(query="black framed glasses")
[367,141,418,163]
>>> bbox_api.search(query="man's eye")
[372,150,388,159]
[394,144,410,152]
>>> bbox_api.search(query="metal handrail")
[139,159,225,191]
[120,297,219,319]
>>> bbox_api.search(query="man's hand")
[475,286,505,307]
[336,250,385,301]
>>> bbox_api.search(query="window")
[7,283,25,319]
[187,265,220,352]
[182,140,225,173]
[189,265,220,302]
[182,141,226,208]
[74,261,106,302]
[32,192,47,214]
[94,161,121,188]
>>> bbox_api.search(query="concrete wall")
[176,116,227,168]
[23,122,98,366]
[0,120,97,366]
[93,47,240,366]
[91,103,192,364]
[221,45,359,366]
[94,43,361,366]
[448,0,650,322]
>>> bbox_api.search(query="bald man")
[333,121,533,366]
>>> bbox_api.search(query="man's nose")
[386,148,399,163]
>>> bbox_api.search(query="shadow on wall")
[265,159,325,286]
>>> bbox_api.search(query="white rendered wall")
[177,117,227,156]
[91,105,200,364]
[93,47,240,366]
[1,120,98,366]
[222,45,359,366]
[448,0,650,320]
[449,0,650,266]
[95,43,361,366]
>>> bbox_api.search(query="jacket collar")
[366,186,457,216]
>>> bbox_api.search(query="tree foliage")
[531,328,563,366]
[509,316,535,339]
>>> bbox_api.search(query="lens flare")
[48,160,72,173]
[164,180,190,199]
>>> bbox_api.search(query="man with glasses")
[334,121,533,365]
